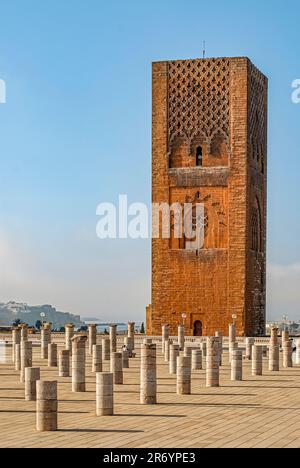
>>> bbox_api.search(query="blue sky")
[0,0,299,322]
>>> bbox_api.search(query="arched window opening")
[196,146,203,167]
[194,321,203,337]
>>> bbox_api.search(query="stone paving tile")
[0,343,299,448]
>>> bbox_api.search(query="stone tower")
[147,57,267,337]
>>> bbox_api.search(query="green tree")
[35,320,42,331]
[13,319,22,327]
[140,322,145,334]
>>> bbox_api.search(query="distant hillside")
[0,301,83,329]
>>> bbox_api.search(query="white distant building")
[0,302,83,329]
[5,302,28,315]
[266,321,300,336]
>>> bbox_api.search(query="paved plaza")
[0,339,299,448]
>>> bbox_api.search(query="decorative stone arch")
[168,135,190,168]
[209,130,230,166]
[210,128,229,147]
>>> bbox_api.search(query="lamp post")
[40,312,46,326]
[282,315,288,332]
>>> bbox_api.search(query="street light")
[282,315,288,332]
[40,312,46,326]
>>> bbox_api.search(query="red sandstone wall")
[149,57,267,337]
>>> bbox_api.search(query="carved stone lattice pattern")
[248,64,267,336]
[249,64,268,163]
[168,58,230,148]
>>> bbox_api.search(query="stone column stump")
[178,325,185,351]
[96,373,114,416]
[231,349,243,381]
[245,338,255,360]
[162,325,169,354]
[102,338,110,361]
[110,352,123,385]
[36,381,57,432]
[177,356,191,395]
[92,344,102,373]
[128,322,135,350]
[41,325,51,360]
[25,367,40,401]
[169,344,180,375]
[252,345,263,376]
[164,339,172,362]
[229,342,238,363]
[215,331,223,365]
[20,325,28,343]
[48,343,58,367]
[269,345,280,372]
[201,341,207,359]
[282,330,289,346]
[15,344,21,371]
[229,324,236,344]
[283,340,293,368]
[140,343,156,405]
[109,325,117,354]
[12,327,21,363]
[59,350,70,377]
[72,335,87,392]
[122,350,129,369]
[270,328,279,347]
[20,341,32,383]
[65,324,74,355]
[192,349,202,371]
[88,324,97,356]
[206,337,220,388]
